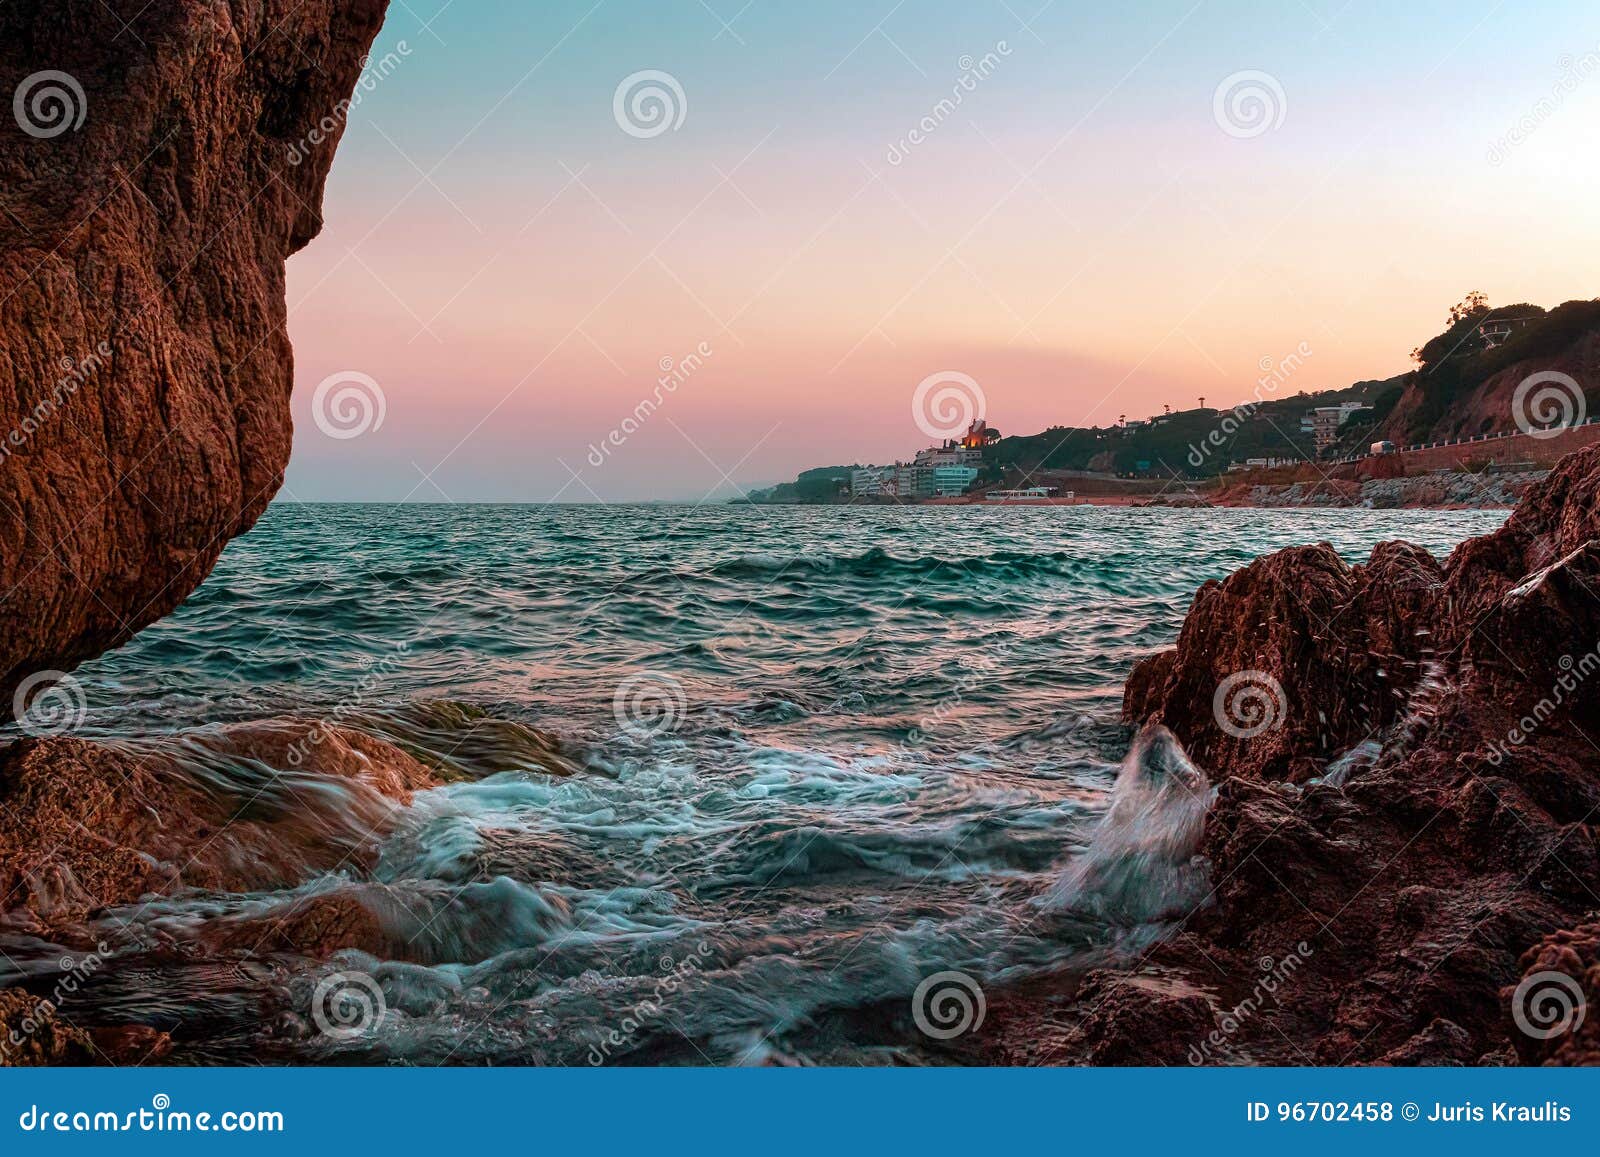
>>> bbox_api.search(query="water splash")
[1041,725,1215,924]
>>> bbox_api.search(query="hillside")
[1374,297,1600,447]
[741,296,1600,502]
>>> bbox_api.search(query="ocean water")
[4,503,1504,1064]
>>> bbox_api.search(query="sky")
[283,0,1600,501]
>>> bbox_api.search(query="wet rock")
[0,721,439,920]
[1505,923,1600,1066]
[0,987,98,1065]
[1072,442,1600,1065]
[0,0,389,714]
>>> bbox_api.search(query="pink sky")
[282,1,1600,500]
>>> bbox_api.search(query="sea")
[1,503,1504,1064]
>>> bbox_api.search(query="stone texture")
[1053,441,1600,1066]
[0,721,437,923]
[0,0,389,715]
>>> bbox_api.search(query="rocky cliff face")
[0,0,388,716]
[1043,442,1600,1064]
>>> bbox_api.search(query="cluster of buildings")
[851,420,995,499]
[1300,400,1372,453]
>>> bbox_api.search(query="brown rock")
[0,720,438,921]
[1053,442,1600,1065]
[0,0,389,715]
[0,987,98,1065]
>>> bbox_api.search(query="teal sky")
[285,0,1600,501]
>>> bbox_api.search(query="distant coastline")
[740,297,1600,512]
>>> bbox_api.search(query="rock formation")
[0,0,389,716]
[1032,441,1600,1064]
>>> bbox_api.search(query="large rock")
[1078,442,1600,1065]
[0,0,389,715]
[0,721,438,923]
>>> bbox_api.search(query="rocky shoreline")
[974,442,1600,1065]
